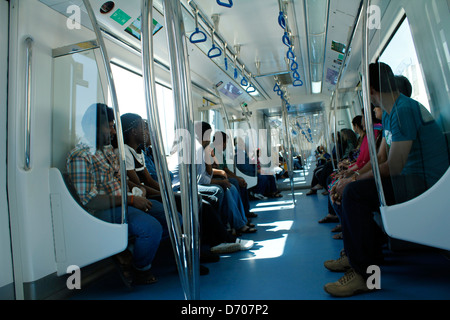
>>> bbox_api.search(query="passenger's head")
[194,121,212,148]
[213,131,228,151]
[395,75,412,97]
[81,103,115,148]
[369,62,398,108]
[369,62,397,93]
[352,115,364,134]
[121,113,144,146]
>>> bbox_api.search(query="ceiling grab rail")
[162,0,201,300]
[361,0,386,206]
[141,0,191,299]
[82,0,127,224]
[208,14,222,59]
[207,28,222,58]
[189,8,207,44]
[223,41,228,70]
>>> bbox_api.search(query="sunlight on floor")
[250,203,295,213]
[241,221,294,261]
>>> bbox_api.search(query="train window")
[379,17,431,112]
[373,11,449,207]
[110,63,175,155]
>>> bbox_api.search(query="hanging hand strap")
[217,0,233,8]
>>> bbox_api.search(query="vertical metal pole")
[281,99,295,204]
[163,0,200,300]
[24,37,33,171]
[361,0,386,206]
[141,0,191,299]
[213,87,237,173]
[82,0,127,224]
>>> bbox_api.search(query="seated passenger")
[168,122,254,252]
[250,148,282,199]
[324,63,449,297]
[196,123,256,235]
[324,74,413,230]
[66,103,163,287]
[120,113,235,264]
[211,131,256,218]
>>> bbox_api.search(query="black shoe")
[200,265,209,276]
[133,268,158,285]
[112,252,133,289]
[200,250,220,263]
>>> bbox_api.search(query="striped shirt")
[66,143,122,206]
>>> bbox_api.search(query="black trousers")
[340,175,428,278]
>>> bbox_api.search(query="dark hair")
[213,131,228,143]
[369,62,397,93]
[361,105,382,125]
[194,121,212,141]
[340,128,358,151]
[81,103,114,145]
[395,75,412,97]
[352,115,363,131]
[121,113,142,144]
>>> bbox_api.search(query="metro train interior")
[1,0,450,302]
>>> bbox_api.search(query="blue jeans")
[198,184,224,210]
[229,177,250,215]
[221,184,248,230]
[96,202,163,270]
[253,173,277,195]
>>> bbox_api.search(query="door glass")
[52,48,124,222]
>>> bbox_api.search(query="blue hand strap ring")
[208,44,222,58]
[217,0,233,8]
[190,27,207,44]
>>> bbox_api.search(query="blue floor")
[70,166,450,300]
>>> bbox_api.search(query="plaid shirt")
[66,143,122,206]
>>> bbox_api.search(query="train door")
[7,0,128,299]
[0,0,15,300]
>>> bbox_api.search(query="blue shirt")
[382,93,448,187]
[169,140,212,191]
[143,147,174,182]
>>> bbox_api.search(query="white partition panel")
[49,169,128,276]
[380,168,450,251]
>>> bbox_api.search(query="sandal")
[246,212,258,218]
[273,192,283,198]
[239,226,257,234]
[306,189,317,196]
[332,232,343,240]
[331,224,342,233]
[133,269,158,285]
[112,251,134,289]
[318,215,339,223]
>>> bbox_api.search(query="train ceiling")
[40,0,364,117]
